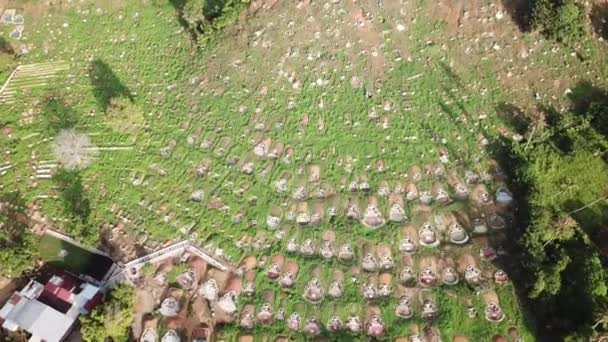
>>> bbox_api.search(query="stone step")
[11,74,63,83]
[16,62,69,71]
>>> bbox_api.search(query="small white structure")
[161,330,180,342]
[159,297,180,317]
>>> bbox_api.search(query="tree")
[531,0,586,46]
[0,233,37,277]
[81,285,134,342]
[502,85,608,338]
[53,129,98,170]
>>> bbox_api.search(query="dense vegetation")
[80,285,135,342]
[0,191,37,277]
[501,93,608,339]
[490,2,608,339]
[531,0,587,46]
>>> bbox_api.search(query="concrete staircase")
[0,61,70,104]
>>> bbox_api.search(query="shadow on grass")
[0,36,15,55]
[41,93,78,133]
[501,0,533,32]
[168,0,200,43]
[590,2,608,40]
[54,169,91,223]
[434,62,541,339]
[0,191,28,245]
[88,59,133,112]
[495,102,530,135]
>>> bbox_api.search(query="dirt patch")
[348,2,386,81]
[0,277,17,304]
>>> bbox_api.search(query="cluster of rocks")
[1,9,24,39]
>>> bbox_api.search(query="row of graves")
[129,250,241,342]
[187,157,521,340]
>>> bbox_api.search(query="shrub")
[532,0,586,46]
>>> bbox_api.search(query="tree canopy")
[80,284,134,342]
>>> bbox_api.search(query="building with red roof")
[0,272,104,342]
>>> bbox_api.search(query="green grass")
[2,0,607,340]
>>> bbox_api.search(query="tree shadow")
[203,0,230,21]
[0,191,28,245]
[54,169,91,223]
[437,61,464,90]
[168,0,198,40]
[41,93,78,134]
[495,102,530,135]
[88,59,133,112]
[483,134,542,339]
[0,36,15,55]
[590,2,608,40]
[501,0,533,32]
[567,81,608,116]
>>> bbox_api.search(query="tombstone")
[494,270,508,284]
[243,281,256,297]
[161,330,180,342]
[240,311,255,329]
[419,222,439,247]
[319,240,334,259]
[399,267,417,286]
[378,274,392,297]
[287,312,301,332]
[286,238,298,253]
[399,237,417,255]
[214,292,237,317]
[464,265,482,285]
[280,271,296,288]
[464,170,479,184]
[485,302,505,322]
[366,315,386,337]
[488,214,506,230]
[346,316,362,334]
[304,317,322,337]
[378,181,391,197]
[448,222,469,244]
[361,197,386,229]
[300,239,315,257]
[327,316,343,332]
[419,190,433,205]
[257,303,274,325]
[191,190,204,202]
[159,297,180,317]
[362,282,377,300]
[303,278,324,304]
[479,245,497,261]
[419,268,438,288]
[441,267,459,285]
[421,300,438,320]
[361,253,377,272]
[396,296,414,319]
[338,244,355,262]
[266,263,281,280]
[328,280,343,298]
[199,279,219,304]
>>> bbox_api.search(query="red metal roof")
[8,293,21,305]
[83,292,103,313]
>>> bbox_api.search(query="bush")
[81,285,134,342]
[532,0,586,46]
